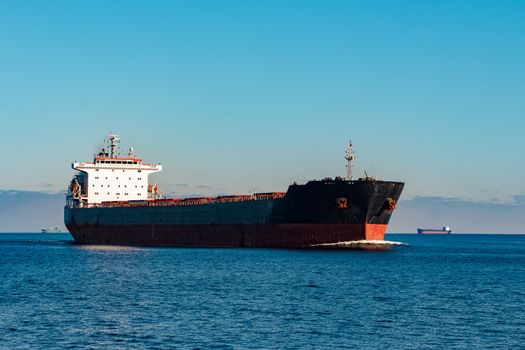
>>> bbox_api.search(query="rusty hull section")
[66,223,389,248]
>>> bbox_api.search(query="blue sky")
[1,0,524,203]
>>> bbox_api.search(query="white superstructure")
[68,134,162,206]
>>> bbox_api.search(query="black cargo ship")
[64,136,404,248]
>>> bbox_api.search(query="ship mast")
[108,133,120,158]
[345,140,356,180]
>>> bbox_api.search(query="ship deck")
[81,192,286,209]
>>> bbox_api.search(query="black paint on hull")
[65,179,404,248]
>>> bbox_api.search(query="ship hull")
[417,228,451,234]
[417,231,451,235]
[65,223,388,248]
[65,180,404,248]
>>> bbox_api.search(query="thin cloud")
[391,195,525,234]
[513,195,525,204]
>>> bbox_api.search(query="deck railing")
[76,192,286,209]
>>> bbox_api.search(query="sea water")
[0,233,523,349]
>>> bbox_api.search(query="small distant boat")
[41,227,62,233]
[417,226,451,234]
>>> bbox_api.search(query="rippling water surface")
[0,233,524,349]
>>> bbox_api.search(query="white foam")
[74,244,141,251]
[310,240,408,247]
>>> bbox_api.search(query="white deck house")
[70,134,162,205]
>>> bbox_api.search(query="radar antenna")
[108,133,120,158]
[345,140,356,180]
